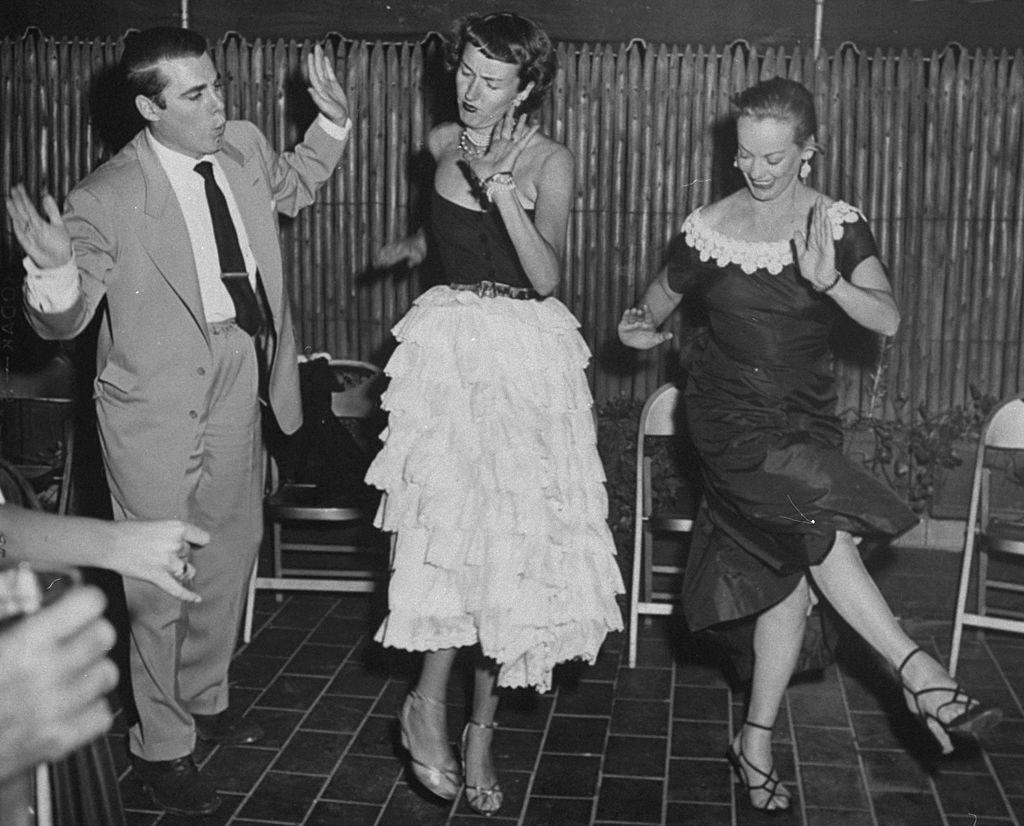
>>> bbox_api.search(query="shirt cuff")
[316,113,352,142]
[22,255,80,314]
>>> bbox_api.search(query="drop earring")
[800,158,811,181]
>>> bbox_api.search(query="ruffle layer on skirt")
[367,285,624,692]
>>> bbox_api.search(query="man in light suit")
[6,27,351,816]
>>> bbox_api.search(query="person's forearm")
[639,270,683,326]
[825,280,901,337]
[490,190,561,296]
[0,505,115,569]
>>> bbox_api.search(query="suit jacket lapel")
[135,132,209,341]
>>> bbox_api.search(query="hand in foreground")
[108,520,211,602]
[793,197,839,292]
[374,232,427,269]
[0,586,118,782]
[466,108,539,183]
[306,43,350,128]
[618,305,673,350]
[5,184,73,269]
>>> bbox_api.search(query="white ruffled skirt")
[367,285,624,691]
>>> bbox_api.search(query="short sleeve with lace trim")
[667,201,879,285]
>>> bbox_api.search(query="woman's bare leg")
[403,648,460,771]
[463,659,501,799]
[736,578,811,810]
[809,531,963,752]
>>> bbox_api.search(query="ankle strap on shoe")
[743,719,774,732]
[467,718,498,731]
[896,646,925,679]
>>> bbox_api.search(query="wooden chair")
[628,383,694,668]
[949,394,1024,675]
[243,357,386,642]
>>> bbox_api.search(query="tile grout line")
[230,594,337,824]
[838,660,882,826]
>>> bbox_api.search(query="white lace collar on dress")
[681,200,865,275]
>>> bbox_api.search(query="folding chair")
[628,383,694,668]
[949,394,1024,676]
[243,357,386,642]
[0,396,75,515]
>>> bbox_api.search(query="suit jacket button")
[197,367,206,376]
[189,410,198,419]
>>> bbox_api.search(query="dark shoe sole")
[948,704,1003,738]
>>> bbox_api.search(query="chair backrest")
[640,384,680,439]
[326,359,382,419]
[982,397,1024,450]
[0,457,41,509]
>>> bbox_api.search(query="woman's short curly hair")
[731,77,819,147]
[445,12,557,114]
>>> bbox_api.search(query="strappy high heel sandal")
[725,720,792,817]
[397,691,462,801]
[897,647,1003,741]
[460,719,503,816]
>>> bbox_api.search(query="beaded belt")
[450,280,538,300]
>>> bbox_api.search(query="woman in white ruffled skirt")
[368,11,623,816]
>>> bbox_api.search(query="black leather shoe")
[133,755,221,816]
[194,708,265,745]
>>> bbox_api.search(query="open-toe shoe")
[897,647,1003,743]
[725,720,792,817]
[460,719,503,816]
[397,690,462,801]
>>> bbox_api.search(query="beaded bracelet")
[815,271,842,293]
[482,171,516,200]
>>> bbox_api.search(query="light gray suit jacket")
[25,119,346,515]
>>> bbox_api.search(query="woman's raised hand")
[618,305,673,350]
[467,108,539,183]
[793,197,839,292]
[5,184,73,269]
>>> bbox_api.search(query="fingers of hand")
[181,523,211,547]
[37,698,115,764]
[42,193,62,224]
[22,585,107,643]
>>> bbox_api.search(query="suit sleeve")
[23,184,116,340]
[251,117,349,218]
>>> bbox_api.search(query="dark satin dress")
[665,203,918,651]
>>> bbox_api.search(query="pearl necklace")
[458,128,490,158]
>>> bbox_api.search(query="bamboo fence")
[2,32,1023,418]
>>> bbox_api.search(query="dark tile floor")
[109,546,1024,825]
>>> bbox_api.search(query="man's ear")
[135,94,161,123]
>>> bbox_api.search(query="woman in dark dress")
[370,13,623,815]
[620,77,1000,814]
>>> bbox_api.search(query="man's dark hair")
[121,27,208,107]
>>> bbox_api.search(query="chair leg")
[273,520,284,603]
[949,534,978,677]
[628,522,645,669]
[977,546,989,623]
[243,560,257,644]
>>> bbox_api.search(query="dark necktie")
[194,160,263,336]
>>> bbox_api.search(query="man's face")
[139,53,226,158]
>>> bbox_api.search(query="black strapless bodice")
[430,189,534,289]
